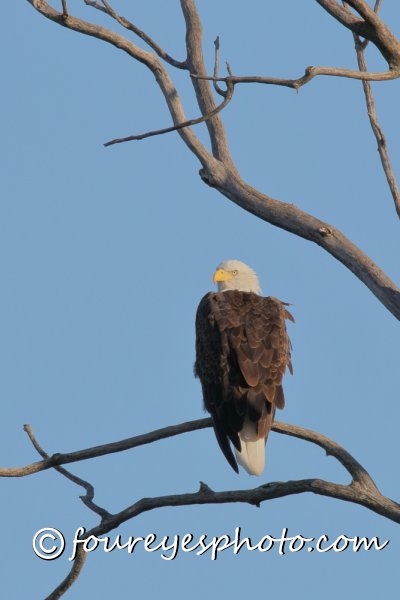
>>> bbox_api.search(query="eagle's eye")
[231,270,238,276]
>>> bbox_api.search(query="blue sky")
[1,1,399,598]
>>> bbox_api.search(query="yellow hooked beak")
[213,268,233,283]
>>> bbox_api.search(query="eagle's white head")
[213,259,262,294]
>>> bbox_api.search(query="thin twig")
[24,424,96,598]
[212,36,227,97]
[354,41,400,218]
[193,64,400,90]
[84,0,187,69]
[341,2,400,218]
[26,0,214,167]
[0,418,212,477]
[61,0,68,18]
[104,79,234,146]
[23,425,111,519]
[22,2,400,318]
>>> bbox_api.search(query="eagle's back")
[195,290,293,473]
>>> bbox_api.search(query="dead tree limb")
[11,417,399,598]
[341,1,400,217]
[2,418,400,527]
[24,0,400,319]
[17,2,400,596]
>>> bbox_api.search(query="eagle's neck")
[218,279,262,295]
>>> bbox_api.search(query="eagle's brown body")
[195,290,293,474]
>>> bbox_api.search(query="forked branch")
[2,417,399,528]
[104,78,234,146]
[193,64,400,89]
[317,0,400,67]
[84,0,187,68]
[342,1,400,218]
[3,416,399,598]
[25,0,400,318]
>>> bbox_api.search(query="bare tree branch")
[340,2,400,218]
[25,0,400,320]
[373,0,383,14]
[17,0,400,600]
[212,36,227,97]
[23,425,111,519]
[0,417,212,477]
[272,422,377,491]
[194,2,399,88]
[104,78,234,146]
[201,169,400,320]
[14,410,399,600]
[45,545,86,600]
[86,477,400,542]
[45,475,399,599]
[358,0,383,49]
[25,414,398,599]
[13,415,400,600]
[181,0,237,170]
[0,417,395,515]
[84,0,187,69]
[26,0,215,168]
[344,0,384,27]
[22,418,396,540]
[316,0,400,67]
[14,3,400,598]
[316,0,372,31]
[193,64,400,89]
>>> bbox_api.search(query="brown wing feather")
[195,291,293,472]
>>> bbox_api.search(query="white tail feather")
[235,418,266,476]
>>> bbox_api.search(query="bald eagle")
[195,260,294,475]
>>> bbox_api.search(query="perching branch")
[2,417,400,526]
[11,416,400,599]
[0,417,211,477]
[0,416,385,504]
